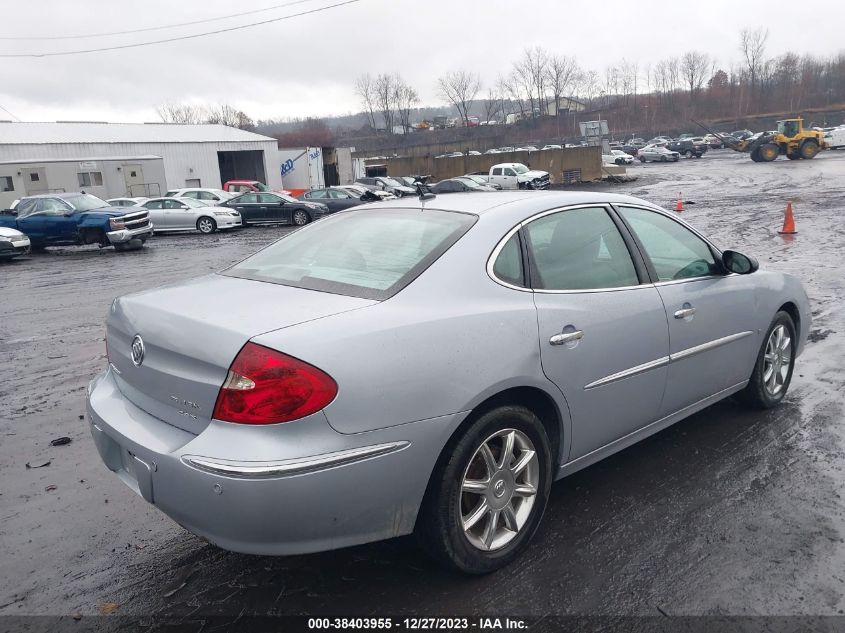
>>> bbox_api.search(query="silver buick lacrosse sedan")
[87,191,810,573]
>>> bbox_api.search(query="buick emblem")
[493,479,507,498]
[131,334,145,367]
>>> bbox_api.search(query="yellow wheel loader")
[697,118,828,162]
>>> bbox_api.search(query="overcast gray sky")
[1,0,843,124]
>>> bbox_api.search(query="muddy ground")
[1,150,844,626]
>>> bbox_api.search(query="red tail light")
[212,343,337,425]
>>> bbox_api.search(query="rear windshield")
[222,208,477,300]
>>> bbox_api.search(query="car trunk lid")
[106,274,376,434]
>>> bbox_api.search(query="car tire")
[292,209,311,226]
[113,238,143,252]
[416,405,552,574]
[197,217,216,234]
[639,156,646,163]
[738,311,797,409]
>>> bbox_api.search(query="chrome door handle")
[550,330,584,346]
[674,307,696,319]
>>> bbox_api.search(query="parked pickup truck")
[0,192,153,251]
[487,163,551,190]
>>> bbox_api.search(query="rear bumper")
[86,367,464,555]
[107,224,154,244]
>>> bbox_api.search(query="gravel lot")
[1,150,844,624]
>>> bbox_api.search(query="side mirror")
[63,211,74,217]
[722,250,758,274]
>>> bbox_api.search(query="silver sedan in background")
[140,197,241,234]
[87,192,810,574]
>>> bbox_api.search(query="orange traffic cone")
[675,193,684,212]
[778,202,797,235]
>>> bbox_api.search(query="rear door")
[259,193,288,223]
[230,193,260,223]
[524,205,670,459]
[142,199,167,229]
[615,205,759,416]
[163,198,193,230]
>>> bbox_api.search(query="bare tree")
[482,87,502,124]
[740,27,769,111]
[374,73,396,133]
[354,74,378,129]
[156,102,205,124]
[205,104,255,130]
[546,54,579,117]
[437,70,481,125]
[681,51,711,101]
[393,77,419,133]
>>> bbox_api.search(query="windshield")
[278,193,298,203]
[223,209,477,300]
[180,198,205,208]
[512,165,530,174]
[68,194,110,211]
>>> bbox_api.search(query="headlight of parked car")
[213,211,230,217]
[109,218,125,230]
[0,235,11,242]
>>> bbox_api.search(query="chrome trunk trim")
[182,441,410,479]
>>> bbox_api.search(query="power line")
[0,0,363,58]
[0,0,321,41]
[0,103,21,121]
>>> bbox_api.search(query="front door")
[23,168,47,195]
[615,205,759,416]
[525,205,670,459]
[260,194,289,223]
[122,164,144,196]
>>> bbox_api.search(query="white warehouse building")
[0,121,282,208]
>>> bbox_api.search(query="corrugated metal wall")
[0,141,282,191]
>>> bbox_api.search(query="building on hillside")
[0,121,281,208]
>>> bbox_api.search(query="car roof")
[22,192,87,199]
[356,191,660,217]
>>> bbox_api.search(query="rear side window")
[492,168,503,176]
[224,209,477,300]
[492,234,524,287]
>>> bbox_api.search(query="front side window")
[617,206,719,281]
[259,194,282,204]
[224,209,476,300]
[504,168,516,177]
[329,189,350,199]
[525,207,639,291]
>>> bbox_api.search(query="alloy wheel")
[459,428,539,552]
[198,218,214,233]
[763,324,792,396]
[293,210,310,226]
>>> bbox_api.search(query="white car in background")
[0,226,30,260]
[541,144,563,150]
[107,197,149,208]
[603,150,635,165]
[140,197,241,234]
[163,188,234,204]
